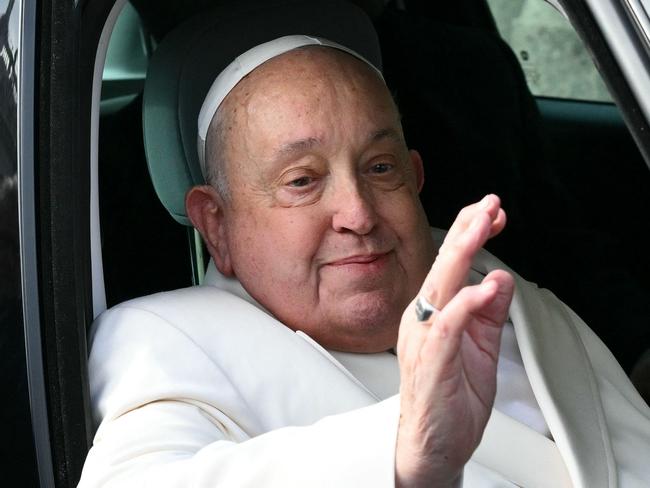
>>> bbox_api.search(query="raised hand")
[395,195,515,487]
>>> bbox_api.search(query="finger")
[400,195,506,356]
[488,207,507,239]
[445,194,503,242]
[421,206,494,308]
[397,296,433,363]
[422,271,513,406]
[420,195,505,309]
[478,270,514,327]
[464,270,515,359]
[421,270,513,366]
[423,280,498,356]
[399,270,513,361]
[400,284,500,406]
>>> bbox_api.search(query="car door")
[2,0,112,486]
[5,1,650,487]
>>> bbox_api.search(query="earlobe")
[185,185,234,276]
[409,149,425,193]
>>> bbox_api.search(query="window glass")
[0,0,39,483]
[487,0,613,102]
[101,2,149,114]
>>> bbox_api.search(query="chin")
[321,292,403,353]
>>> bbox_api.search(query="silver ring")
[415,296,439,322]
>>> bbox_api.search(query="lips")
[327,252,389,267]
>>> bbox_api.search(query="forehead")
[216,46,399,152]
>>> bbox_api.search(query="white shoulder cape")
[78,229,650,487]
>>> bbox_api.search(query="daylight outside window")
[487,0,613,102]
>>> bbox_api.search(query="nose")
[330,177,378,235]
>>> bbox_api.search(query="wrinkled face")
[212,47,434,352]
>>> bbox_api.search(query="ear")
[409,149,425,193]
[185,185,234,276]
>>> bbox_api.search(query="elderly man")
[79,27,650,488]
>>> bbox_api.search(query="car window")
[487,0,613,102]
[0,0,39,483]
[101,2,150,115]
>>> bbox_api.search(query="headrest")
[142,0,382,226]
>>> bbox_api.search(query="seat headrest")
[142,0,382,226]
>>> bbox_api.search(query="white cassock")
[78,229,650,487]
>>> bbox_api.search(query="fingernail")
[481,195,491,208]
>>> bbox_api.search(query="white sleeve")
[78,395,401,487]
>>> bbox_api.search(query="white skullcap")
[197,34,383,177]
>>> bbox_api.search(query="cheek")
[376,191,433,268]
[377,189,426,234]
[228,206,328,285]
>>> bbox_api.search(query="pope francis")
[78,25,650,488]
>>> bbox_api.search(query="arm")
[79,395,401,487]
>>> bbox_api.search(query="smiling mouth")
[328,252,390,267]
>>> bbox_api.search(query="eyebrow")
[274,127,403,160]
[370,127,403,144]
[277,137,322,157]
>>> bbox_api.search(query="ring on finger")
[415,296,440,322]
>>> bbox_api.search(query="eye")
[370,162,394,174]
[287,176,313,187]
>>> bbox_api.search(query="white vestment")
[78,230,650,487]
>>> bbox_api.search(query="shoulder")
[89,283,292,375]
[95,284,243,325]
[88,285,292,423]
[90,284,280,348]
